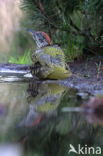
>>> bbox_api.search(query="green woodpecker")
[18,82,67,127]
[28,30,72,79]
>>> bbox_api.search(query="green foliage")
[22,0,103,57]
[9,49,32,64]
[64,34,84,61]
[22,0,84,59]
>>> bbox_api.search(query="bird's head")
[28,29,52,48]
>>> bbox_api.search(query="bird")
[28,30,72,79]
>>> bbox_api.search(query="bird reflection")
[18,81,68,127]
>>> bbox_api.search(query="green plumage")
[31,45,72,79]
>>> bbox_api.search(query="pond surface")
[0,78,103,156]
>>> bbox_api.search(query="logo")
[68,144,101,155]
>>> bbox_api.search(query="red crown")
[36,31,52,45]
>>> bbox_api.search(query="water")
[0,78,103,156]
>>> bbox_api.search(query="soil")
[66,56,103,95]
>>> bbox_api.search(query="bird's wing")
[35,46,66,68]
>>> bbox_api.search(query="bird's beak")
[27,29,36,35]
[27,29,36,41]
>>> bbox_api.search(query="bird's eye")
[39,35,45,43]
[39,39,43,42]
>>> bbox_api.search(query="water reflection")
[18,81,76,128]
[83,96,103,124]
[0,83,28,141]
[0,81,103,156]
